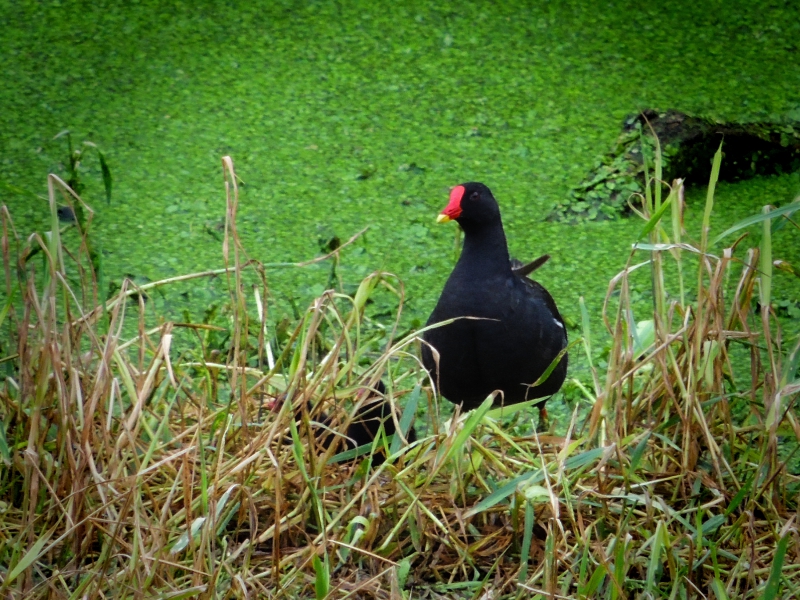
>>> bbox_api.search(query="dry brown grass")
[0,153,798,599]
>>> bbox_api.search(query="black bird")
[329,381,415,465]
[270,381,415,466]
[421,182,568,419]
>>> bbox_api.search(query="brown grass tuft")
[0,152,797,598]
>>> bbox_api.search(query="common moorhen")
[327,381,416,465]
[271,381,415,465]
[421,182,568,418]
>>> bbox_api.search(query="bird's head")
[437,182,501,227]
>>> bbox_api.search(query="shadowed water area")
[2,1,799,409]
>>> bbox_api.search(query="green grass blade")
[760,205,773,311]
[437,395,493,465]
[351,274,379,319]
[629,432,651,473]
[762,531,790,600]
[529,338,578,388]
[670,180,686,305]
[198,422,209,514]
[0,418,9,464]
[724,478,752,516]
[0,285,16,330]
[577,526,592,586]
[214,484,238,521]
[645,521,666,593]
[694,514,726,542]
[653,132,662,212]
[5,530,52,586]
[564,446,606,470]
[712,200,800,246]
[518,500,535,582]
[638,190,673,240]
[290,417,310,479]
[701,141,723,251]
[579,296,592,360]
[170,516,206,554]
[463,471,539,518]
[579,565,607,598]
[611,534,626,600]
[709,546,729,600]
[640,127,653,215]
[710,578,729,600]
[390,383,420,455]
[313,553,330,599]
[396,557,411,588]
[486,396,542,419]
[780,336,800,389]
[464,447,604,517]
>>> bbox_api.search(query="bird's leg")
[536,405,549,433]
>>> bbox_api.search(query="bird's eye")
[470,192,479,201]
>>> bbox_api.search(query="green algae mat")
[2,0,799,336]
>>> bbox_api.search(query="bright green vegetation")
[2,0,800,336]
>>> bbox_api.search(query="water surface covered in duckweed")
[2,1,799,406]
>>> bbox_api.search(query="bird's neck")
[456,221,511,276]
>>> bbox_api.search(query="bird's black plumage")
[422,182,568,412]
[271,381,415,466]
